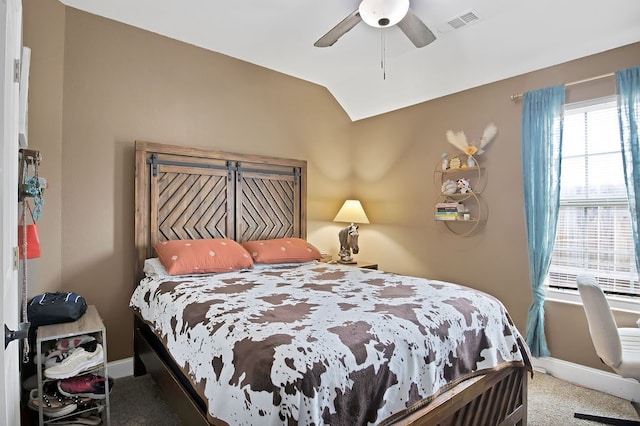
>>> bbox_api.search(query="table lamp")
[333,200,370,264]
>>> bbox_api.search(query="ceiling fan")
[314,0,436,48]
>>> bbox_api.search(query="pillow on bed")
[153,239,253,275]
[242,238,322,264]
[144,257,253,279]
[143,257,170,278]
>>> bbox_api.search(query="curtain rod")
[510,72,615,102]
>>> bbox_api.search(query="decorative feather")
[446,130,468,152]
[477,123,497,154]
[446,123,497,156]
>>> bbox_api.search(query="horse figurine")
[338,224,359,264]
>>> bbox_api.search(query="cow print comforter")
[130,262,529,425]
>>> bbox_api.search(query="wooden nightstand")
[340,261,378,270]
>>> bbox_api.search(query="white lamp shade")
[333,200,370,224]
[358,0,409,28]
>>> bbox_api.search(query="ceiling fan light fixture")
[359,0,410,28]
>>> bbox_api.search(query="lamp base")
[338,259,357,264]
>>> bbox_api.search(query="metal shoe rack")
[35,305,111,425]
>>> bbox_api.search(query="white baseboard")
[108,356,639,403]
[532,356,640,402]
[107,357,134,379]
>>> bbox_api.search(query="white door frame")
[1,0,23,425]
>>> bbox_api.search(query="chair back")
[576,274,622,369]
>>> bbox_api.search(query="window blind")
[548,96,639,297]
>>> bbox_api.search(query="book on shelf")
[434,215,458,221]
[435,203,464,217]
[435,212,459,220]
[435,201,465,221]
[435,202,465,211]
[435,202,460,208]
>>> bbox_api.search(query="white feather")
[446,130,468,152]
[479,123,497,149]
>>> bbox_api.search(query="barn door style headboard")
[134,141,307,281]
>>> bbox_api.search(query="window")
[548,96,639,298]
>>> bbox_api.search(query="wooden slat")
[294,170,302,238]
[155,165,231,242]
[235,161,301,242]
[149,166,160,246]
[393,367,527,426]
[136,140,306,168]
[134,148,149,282]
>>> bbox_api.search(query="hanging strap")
[19,199,35,225]
[21,199,30,363]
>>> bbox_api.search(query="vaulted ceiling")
[58,0,640,121]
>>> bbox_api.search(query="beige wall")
[23,1,639,371]
[22,0,65,294]
[348,46,640,370]
[23,3,353,360]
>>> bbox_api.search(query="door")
[1,0,23,425]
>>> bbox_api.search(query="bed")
[132,141,532,425]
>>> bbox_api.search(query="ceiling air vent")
[437,10,481,33]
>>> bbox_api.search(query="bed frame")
[133,141,529,425]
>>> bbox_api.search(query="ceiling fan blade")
[314,10,362,47]
[397,8,436,48]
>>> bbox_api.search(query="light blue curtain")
[616,66,640,275]
[521,85,565,357]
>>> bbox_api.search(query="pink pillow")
[154,239,253,275]
[242,238,321,264]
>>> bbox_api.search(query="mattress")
[130,262,529,425]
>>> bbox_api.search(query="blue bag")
[27,292,87,328]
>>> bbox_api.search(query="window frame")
[545,286,639,312]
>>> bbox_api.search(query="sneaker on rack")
[58,373,114,399]
[34,346,66,366]
[35,337,96,366]
[27,389,78,418]
[39,348,73,369]
[44,344,104,379]
[57,334,95,351]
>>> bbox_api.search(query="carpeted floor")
[527,373,639,426]
[109,372,639,425]
[109,374,181,425]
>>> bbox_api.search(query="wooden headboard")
[134,141,307,281]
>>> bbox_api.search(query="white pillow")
[250,261,320,271]
[143,257,256,279]
[143,258,170,278]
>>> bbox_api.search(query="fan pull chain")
[21,199,30,363]
[380,29,386,80]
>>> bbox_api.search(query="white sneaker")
[39,349,73,368]
[44,344,104,379]
[56,334,95,350]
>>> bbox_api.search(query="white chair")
[576,274,640,425]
